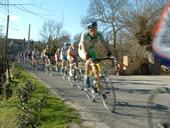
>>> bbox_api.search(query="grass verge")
[0,64,81,128]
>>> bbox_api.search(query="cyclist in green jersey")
[44,45,51,57]
[78,21,111,89]
[44,45,52,67]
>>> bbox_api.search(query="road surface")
[21,63,170,128]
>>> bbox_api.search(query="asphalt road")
[21,63,170,128]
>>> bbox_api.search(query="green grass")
[0,64,81,128]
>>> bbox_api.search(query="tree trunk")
[145,49,161,75]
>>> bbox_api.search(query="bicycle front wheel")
[49,66,53,76]
[61,66,68,80]
[147,87,170,128]
[100,74,116,113]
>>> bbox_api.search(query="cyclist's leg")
[56,60,58,72]
[69,61,73,76]
[61,56,66,72]
[91,63,100,90]
[32,58,34,65]
[89,51,100,89]
[84,59,91,88]
[69,56,77,76]
[78,49,91,88]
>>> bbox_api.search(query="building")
[7,38,28,61]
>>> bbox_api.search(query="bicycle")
[45,64,53,76]
[56,60,62,73]
[147,86,170,128]
[84,56,117,113]
[45,59,53,76]
[32,59,38,71]
[61,63,70,80]
[67,62,84,89]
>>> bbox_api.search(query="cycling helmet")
[64,42,70,46]
[87,21,97,29]
[71,41,78,46]
[46,45,50,48]
[57,48,60,51]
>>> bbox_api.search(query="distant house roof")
[8,38,27,44]
[0,38,27,44]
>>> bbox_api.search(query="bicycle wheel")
[62,66,68,80]
[147,87,170,128]
[35,63,38,71]
[68,69,75,86]
[68,76,75,86]
[49,66,53,76]
[75,69,84,90]
[99,74,116,113]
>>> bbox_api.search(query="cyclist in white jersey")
[67,41,79,76]
[55,48,61,72]
[78,21,111,89]
[60,42,70,72]
[32,48,39,66]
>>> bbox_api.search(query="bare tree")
[39,20,63,42]
[55,31,71,48]
[81,0,128,48]
[73,33,81,43]
[118,0,168,74]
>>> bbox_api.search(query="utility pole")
[4,15,9,71]
[28,24,31,50]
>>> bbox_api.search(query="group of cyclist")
[17,20,112,90]
[46,21,111,90]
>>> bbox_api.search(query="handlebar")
[90,56,117,67]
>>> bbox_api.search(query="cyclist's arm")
[80,32,88,57]
[79,38,88,59]
[32,51,34,60]
[81,42,88,56]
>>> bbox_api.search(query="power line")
[14,5,49,20]
[6,0,9,14]
[0,2,52,20]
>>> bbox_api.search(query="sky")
[0,0,90,41]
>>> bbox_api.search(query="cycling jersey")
[60,47,68,60]
[55,51,60,60]
[67,46,78,56]
[20,51,24,57]
[67,46,78,61]
[28,51,32,59]
[61,47,67,56]
[78,31,105,60]
[41,52,45,59]
[45,48,51,56]
[32,50,39,59]
[24,51,28,57]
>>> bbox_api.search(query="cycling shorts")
[68,55,77,62]
[78,49,97,60]
[33,55,37,59]
[61,55,67,61]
